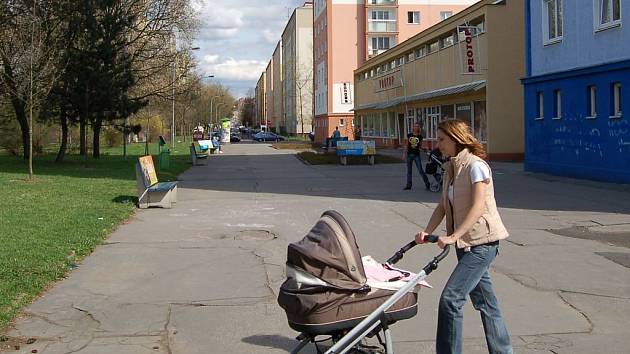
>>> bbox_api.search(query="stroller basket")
[278,210,449,354]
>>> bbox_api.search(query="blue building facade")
[523,0,630,183]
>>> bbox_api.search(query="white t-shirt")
[448,161,491,202]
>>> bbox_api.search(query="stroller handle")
[385,235,440,265]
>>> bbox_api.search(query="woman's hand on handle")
[415,231,429,244]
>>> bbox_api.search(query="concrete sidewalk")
[2,142,630,354]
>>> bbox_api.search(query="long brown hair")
[438,119,486,159]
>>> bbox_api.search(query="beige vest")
[442,149,509,248]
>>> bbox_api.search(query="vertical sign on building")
[457,26,481,75]
[341,82,352,104]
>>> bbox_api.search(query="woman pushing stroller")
[416,119,513,354]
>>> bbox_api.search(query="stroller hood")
[287,210,367,289]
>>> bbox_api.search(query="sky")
[191,0,304,99]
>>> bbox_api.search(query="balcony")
[368,20,397,33]
[368,48,389,58]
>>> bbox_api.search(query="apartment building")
[353,0,525,160]
[255,72,266,128]
[312,0,478,144]
[522,0,630,183]
[282,3,314,135]
[264,59,274,128]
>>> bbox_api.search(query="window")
[543,0,563,44]
[371,10,391,20]
[440,11,453,20]
[612,82,622,117]
[415,46,426,58]
[408,11,420,24]
[587,86,597,118]
[596,0,621,30]
[340,118,345,126]
[441,34,455,48]
[428,40,439,53]
[536,92,544,119]
[553,89,562,119]
[371,37,391,50]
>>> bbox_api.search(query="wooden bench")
[336,140,376,165]
[197,139,218,154]
[190,143,209,166]
[325,136,348,150]
[136,155,178,208]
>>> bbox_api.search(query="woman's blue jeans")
[436,243,512,354]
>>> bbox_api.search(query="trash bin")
[159,148,170,170]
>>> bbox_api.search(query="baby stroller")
[278,210,449,354]
[424,148,446,192]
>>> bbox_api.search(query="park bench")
[135,155,178,209]
[325,136,348,150]
[336,140,376,165]
[196,139,218,154]
[190,143,209,166]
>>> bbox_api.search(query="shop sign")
[341,82,352,104]
[373,70,402,93]
[458,26,480,75]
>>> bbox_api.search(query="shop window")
[543,0,563,45]
[595,0,621,31]
[611,82,622,117]
[388,112,397,138]
[553,89,562,119]
[441,104,454,121]
[426,106,440,140]
[474,101,487,143]
[536,91,544,119]
[456,103,472,128]
[587,86,597,118]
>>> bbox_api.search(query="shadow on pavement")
[241,334,309,352]
[178,152,630,215]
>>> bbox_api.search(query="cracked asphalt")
[2,143,630,354]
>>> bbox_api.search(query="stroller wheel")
[430,182,441,192]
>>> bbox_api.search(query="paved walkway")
[2,142,630,353]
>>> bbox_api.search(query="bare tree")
[0,1,65,177]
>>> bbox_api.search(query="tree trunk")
[79,115,86,156]
[55,110,68,163]
[10,97,29,160]
[92,115,102,159]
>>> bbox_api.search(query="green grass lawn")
[296,151,403,165]
[0,140,192,330]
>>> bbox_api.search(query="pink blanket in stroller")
[362,256,431,288]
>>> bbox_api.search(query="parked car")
[230,133,241,143]
[254,132,285,142]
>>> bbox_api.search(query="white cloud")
[263,29,282,43]
[203,54,220,64]
[192,0,304,97]
[201,56,266,81]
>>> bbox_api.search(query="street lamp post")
[171,44,200,148]
[215,103,226,125]
[209,94,220,129]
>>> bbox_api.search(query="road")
[2,142,630,354]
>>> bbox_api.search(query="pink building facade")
[312,0,478,143]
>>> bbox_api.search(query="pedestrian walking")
[415,119,512,354]
[403,123,430,190]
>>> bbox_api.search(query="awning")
[352,80,486,112]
